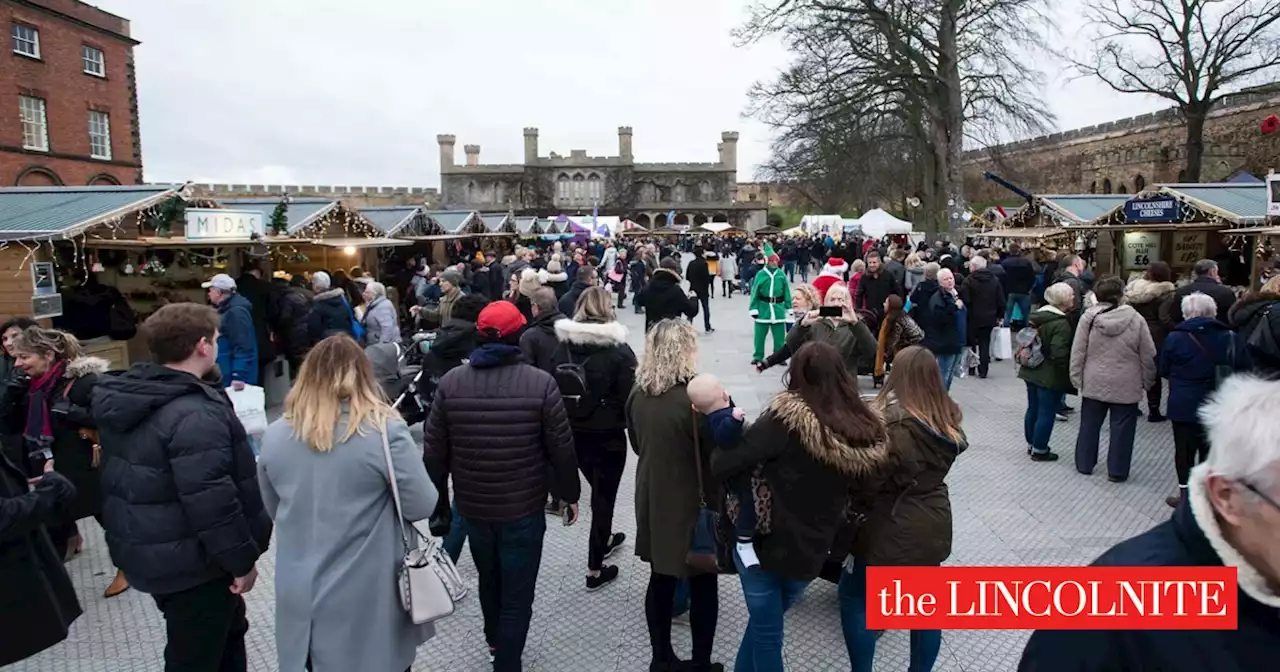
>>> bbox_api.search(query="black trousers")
[970,325,995,376]
[1074,398,1139,479]
[646,571,718,667]
[1146,359,1162,414]
[1172,421,1211,487]
[575,433,627,570]
[152,576,248,672]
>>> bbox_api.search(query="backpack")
[553,346,598,419]
[342,297,366,342]
[1013,325,1045,368]
[1247,305,1277,361]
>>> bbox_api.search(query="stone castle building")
[436,127,767,230]
[962,83,1280,204]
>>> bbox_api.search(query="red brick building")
[1,0,141,186]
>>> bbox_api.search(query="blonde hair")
[11,326,83,361]
[905,253,922,270]
[791,283,821,311]
[573,286,615,323]
[1262,274,1280,294]
[636,319,699,396]
[284,335,396,452]
[851,259,866,273]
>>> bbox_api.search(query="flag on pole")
[667,209,676,229]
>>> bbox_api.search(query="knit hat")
[821,257,847,276]
[762,242,776,258]
[660,256,681,274]
[440,268,463,287]
[518,267,542,297]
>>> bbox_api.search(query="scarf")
[874,314,892,378]
[24,359,66,444]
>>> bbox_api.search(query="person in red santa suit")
[812,257,847,302]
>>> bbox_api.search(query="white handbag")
[380,428,465,625]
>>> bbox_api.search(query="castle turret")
[720,131,739,171]
[464,144,480,167]
[523,127,539,164]
[618,126,633,162]
[437,134,456,171]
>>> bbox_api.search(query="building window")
[1102,178,1112,194]
[88,111,111,159]
[572,173,585,201]
[749,192,758,201]
[587,173,602,202]
[11,23,39,58]
[82,45,105,76]
[19,96,48,151]
[1134,174,1146,191]
[556,174,570,201]
[1089,181,1096,194]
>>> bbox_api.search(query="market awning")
[479,212,516,233]
[0,185,179,242]
[1160,183,1270,225]
[217,197,340,235]
[515,217,543,235]
[1039,195,1130,224]
[310,237,412,248]
[360,205,435,236]
[426,210,484,235]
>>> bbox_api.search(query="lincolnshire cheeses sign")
[184,209,266,241]
[1124,197,1185,224]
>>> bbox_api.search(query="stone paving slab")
[15,270,1185,671]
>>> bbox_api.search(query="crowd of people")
[0,228,1278,672]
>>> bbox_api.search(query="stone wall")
[191,183,438,209]
[963,87,1280,203]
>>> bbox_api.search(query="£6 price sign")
[1123,231,1161,269]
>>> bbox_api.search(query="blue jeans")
[839,559,941,672]
[784,260,797,282]
[1005,293,1031,326]
[466,512,546,671]
[1024,381,1062,455]
[733,548,811,672]
[934,353,958,391]
[442,498,467,563]
[698,293,712,330]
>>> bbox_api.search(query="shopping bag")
[226,384,268,435]
[991,327,1013,360]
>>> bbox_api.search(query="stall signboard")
[1123,231,1162,269]
[1172,232,1207,267]
[1124,197,1185,223]
[185,209,266,241]
[30,261,61,318]
[1269,173,1280,216]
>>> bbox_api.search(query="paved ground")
[16,268,1186,671]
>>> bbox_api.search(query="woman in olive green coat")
[1017,282,1076,461]
[626,318,722,672]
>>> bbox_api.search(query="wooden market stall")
[995,194,1129,269]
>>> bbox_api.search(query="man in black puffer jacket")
[423,300,579,670]
[92,303,271,671]
[635,257,698,332]
[519,288,563,373]
[959,256,1006,378]
[558,265,597,317]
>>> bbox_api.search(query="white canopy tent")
[700,222,732,233]
[799,214,844,235]
[847,208,914,239]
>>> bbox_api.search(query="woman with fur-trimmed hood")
[711,341,889,671]
[1124,261,1177,420]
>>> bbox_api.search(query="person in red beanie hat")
[813,257,847,301]
[423,298,581,670]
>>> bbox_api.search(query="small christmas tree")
[270,199,289,235]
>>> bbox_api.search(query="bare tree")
[739,0,1053,236]
[1071,0,1280,181]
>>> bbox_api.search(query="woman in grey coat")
[361,282,401,345]
[259,335,438,672]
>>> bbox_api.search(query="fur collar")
[65,356,109,379]
[1124,278,1176,305]
[767,391,888,478]
[538,269,568,284]
[554,318,628,346]
[1187,465,1280,607]
[314,288,346,302]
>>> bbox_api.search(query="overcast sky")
[103,0,1169,187]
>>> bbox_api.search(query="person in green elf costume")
[749,242,792,364]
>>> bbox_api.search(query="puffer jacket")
[268,280,312,361]
[422,343,579,523]
[518,309,563,374]
[360,296,400,345]
[637,268,698,332]
[1017,307,1074,393]
[308,288,354,344]
[854,403,966,566]
[92,363,271,595]
[710,391,889,581]
[1070,303,1157,404]
[1001,255,1037,295]
[959,268,1006,330]
[551,319,637,434]
[1159,317,1246,423]
[558,280,592,317]
[1230,292,1280,379]
[1123,278,1176,351]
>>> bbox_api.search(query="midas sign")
[185,209,266,241]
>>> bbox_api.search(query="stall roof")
[479,212,514,232]
[0,185,178,241]
[1160,183,1269,224]
[359,205,424,235]
[425,210,482,235]
[218,197,338,234]
[514,217,542,234]
[1039,195,1130,223]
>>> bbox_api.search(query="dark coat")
[423,344,579,524]
[1159,317,1243,423]
[0,458,81,666]
[235,272,274,364]
[711,391,889,581]
[308,288,354,345]
[627,382,720,577]
[268,280,313,362]
[0,356,21,467]
[215,293,259,386]
[1229,292,1280,378]
[1001,255,1037,295]
[637,269,698,332]
[853,404,964,566]
[469,266,493,303]
[518,309,563,374]
[551,319,637,435]
[854,271,904,317]
[922,290,963,356]
[92,363,272,595]
[1124,278,1177,352]
[1017,308,1074,392]
[1018,493,1280,672]
[959,268,1006,331]
[762,316,878,376]
[1052,270,1086,329]
[907,279,939,327]
[686,257,713,298]
[1169,276,1238,325]
[558,279,592,317]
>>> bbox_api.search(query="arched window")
[1118,183,1127,194]
[15,166,62,186]
[1134,174,1146,191]
[572,173,585,201]
[587,173,602,202]
[557,174,570,201]
[1177,169,1187,182]
[1102,178,1112,194]
[87,173,120,186]
[1089,180,1097,194]
[467,181,477,203]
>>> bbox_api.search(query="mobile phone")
[819,306,842,317]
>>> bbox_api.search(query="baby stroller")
[365,334,434,426]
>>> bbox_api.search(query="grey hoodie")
[1069,303,1157,404]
